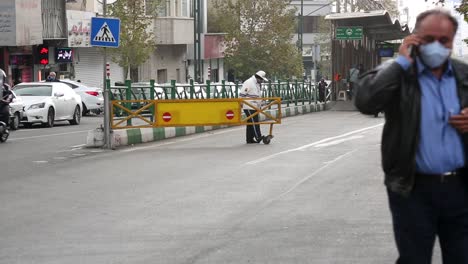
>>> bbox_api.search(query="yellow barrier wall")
[155,100,241,126]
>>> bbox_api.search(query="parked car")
[8,91,24,130]
[13,82,82,128]
[59,79,104,115]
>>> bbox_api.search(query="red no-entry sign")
[226,110,234,120]
[162,112,172,122]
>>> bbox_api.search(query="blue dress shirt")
[395,55,465,174]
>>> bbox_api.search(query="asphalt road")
[0,116,105,179]
[0,111,443,263]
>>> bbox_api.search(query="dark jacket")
[0,86,13,114]
[354,58,468,196]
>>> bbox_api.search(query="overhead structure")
[325,10,410,100]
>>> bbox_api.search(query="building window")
[158,0,171,17]
[176,69,181,83]
[157,69,168,83]
[302,16,320,33]
[181,0,188,17]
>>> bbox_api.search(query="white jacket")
[239,75,262,110]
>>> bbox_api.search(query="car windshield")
[14,85,53,96]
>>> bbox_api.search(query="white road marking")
[9,130,90,141]
[246,123,383,165]
[33,161,48,164]
[72,153,86,157]
[251,150,357,218]
[70,144,86,148]
[314,135,364,148]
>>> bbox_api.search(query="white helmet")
[255,70,268,81]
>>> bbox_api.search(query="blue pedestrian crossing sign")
[91,17,120,48]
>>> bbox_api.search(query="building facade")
[291,0,332,81]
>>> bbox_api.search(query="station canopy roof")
[325,10,410,41]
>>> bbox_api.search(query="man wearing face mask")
[355,9,468,264]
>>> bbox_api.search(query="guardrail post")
[301,80,305,105]
[221,80,226,98]
[267,80,272,97]
[150,79,155,121]
[206,80,211,99]
[286,79,290,107]
[171,80,176,99]
[294,80,299,106]
[309,79,312,105]
[235,81,239,98]
[125,79,132,126]
[190,79,195,99]
[277,80,281,100]
[314,80,317,106]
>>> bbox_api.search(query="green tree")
[456,0,468,44]
[107,0,161,81]
[213,0,303,81]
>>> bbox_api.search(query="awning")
[325,10,410,41]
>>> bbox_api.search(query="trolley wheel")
[263,135,273,145]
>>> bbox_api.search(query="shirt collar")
[416,57,454,76]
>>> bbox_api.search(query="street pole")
[102,0,112,149]
[298,0,303,54]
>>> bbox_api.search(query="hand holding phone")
[399,34,423,64]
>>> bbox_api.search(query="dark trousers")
[0,105,9,126]
[244,109,262,143]
[387,175,468,264]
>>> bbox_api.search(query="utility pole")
[298,0,303,54]
[102,0,112,149]
[193,0,202,83]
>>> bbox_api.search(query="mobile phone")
[408,45,418,60]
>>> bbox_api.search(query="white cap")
[255,70,268,81]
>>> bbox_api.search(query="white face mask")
[419,41,451,69]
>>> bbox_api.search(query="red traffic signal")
[40,59,49,65]
[36,45,49,65]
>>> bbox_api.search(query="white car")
[8,91,24,130]
[59,79,104,115]
[13,82,82,128]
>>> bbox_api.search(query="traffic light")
[36,45,49,65]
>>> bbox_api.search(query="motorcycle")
[0,89,10,142]
[0,120,9,142]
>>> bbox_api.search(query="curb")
[86,102,328,148]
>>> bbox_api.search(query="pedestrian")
[46,72,60,82]
[240,70,267,144]
[318,78,328,102]
[0,69,13,129]
[355,9,468,264]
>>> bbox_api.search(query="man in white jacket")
[240,70,267,144]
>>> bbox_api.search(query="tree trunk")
[130,66,139,82]
[123,66,129,80]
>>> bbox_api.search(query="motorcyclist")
[0,69,13,129]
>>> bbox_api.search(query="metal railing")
[108,79,319,108]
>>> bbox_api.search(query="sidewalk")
[328,100,357,111]
[86,102,329,148]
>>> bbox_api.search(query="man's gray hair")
[414,9,458,35]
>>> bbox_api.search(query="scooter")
[0,120,9,142]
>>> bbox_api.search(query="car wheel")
[0,129,8,142]
[82,103,88,116]
[43,107,55,128]
[69,105,81,125]
[10,112,20,130]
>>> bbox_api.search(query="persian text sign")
[336,27,363,40]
